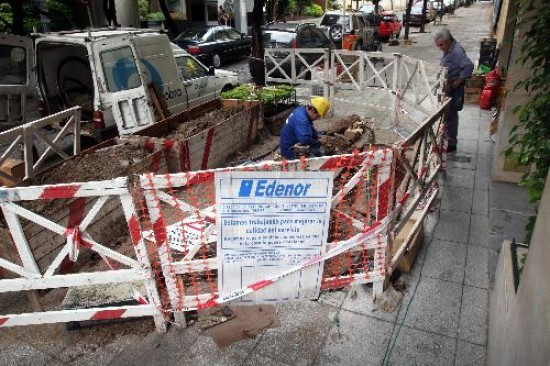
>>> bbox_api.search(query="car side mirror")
[208,66,215,75]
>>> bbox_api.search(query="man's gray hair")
[434,28,453,42]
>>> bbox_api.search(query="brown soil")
[164,107,245,140]
[319,134,354,155]
[34,140,152,185]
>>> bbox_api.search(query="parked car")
[173,25,252,67]
[171,44,239,108]
[358,3,385,14]
[375,11,402,41]
[249,23,334,80]
[319,10,378,50]
[409,1,437,25]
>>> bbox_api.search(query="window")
[320,14,341,26]
[101,47,141,92]
[175,55,207,80]
[297,27,330,47]
[0,45,27,85]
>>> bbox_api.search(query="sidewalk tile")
[446,153,476,171]
[44,357,67,366]
[243,354,292,366]
[441,186,473,213]
[400,277,462,337]
[469,213,489,247]
[490,181,537,215]
[489,208,531,243]
[0,343,52,366]
[317,310,393,366]
[423,240,467,284]
[433,209,471,244]
[455,341,486,366]
[472,189,489,215]
[384,326,455,366]
[107,326,202,366]
[478,140,494,156]
[455,139,478,157]
[341,285,399,323]
[458,286,488,345]
[465,245,489,289]
[254,300,336,365]
[317,289,347,308]
[443,168,476,189]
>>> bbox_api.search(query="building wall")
[488,171,550,366]
[491,0,531,183]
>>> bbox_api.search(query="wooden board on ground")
[392,216,424,273]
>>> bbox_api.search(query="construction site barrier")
[137,149,399,325]
[0,107,82,184]
[0,51,449,332]
[0,178,165,331]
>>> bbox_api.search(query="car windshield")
[174,28,209,41]
[320,14,343,26]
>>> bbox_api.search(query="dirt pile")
[164,107,245,140]
[35,141,153,185]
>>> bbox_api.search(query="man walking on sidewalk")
[435,28,474,152]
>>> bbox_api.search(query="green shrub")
[304,4,324,17]
[221,84,295,114]
[146,11,165,21]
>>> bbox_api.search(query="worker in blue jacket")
[280,97,331,160]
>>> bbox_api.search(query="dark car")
[250,23,334,80]
[173,25,252,67]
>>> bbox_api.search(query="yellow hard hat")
[310,97,330,118]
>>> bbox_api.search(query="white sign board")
[215,171,333,303]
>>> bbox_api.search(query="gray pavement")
[0,2,527,365]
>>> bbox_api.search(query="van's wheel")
[212,54,221,68]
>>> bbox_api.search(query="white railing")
[0,178,165,332]
[0,107,83,183]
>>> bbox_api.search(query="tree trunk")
[403,0,415,40]
[419,0,428,33]
[158,0,179,38]
[10,0,25,35]
[251,0,266,86]
[373,0,380,14]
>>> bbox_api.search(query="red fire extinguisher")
[480,69,500,110]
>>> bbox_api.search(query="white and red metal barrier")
[0,178,166,332]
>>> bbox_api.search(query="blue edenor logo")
[238,180,254,197]
[237,179,312,198]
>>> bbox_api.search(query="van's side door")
[174,55,210,109]
[0,33,35,130]
[91,36,156,135]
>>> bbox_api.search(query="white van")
[0,29,238,142]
